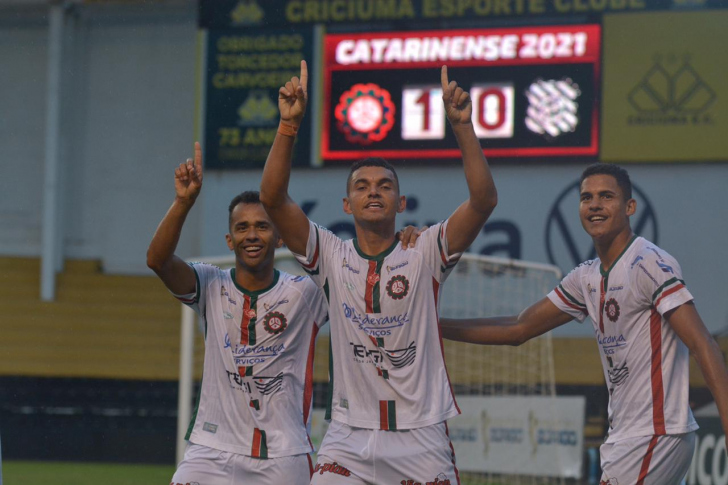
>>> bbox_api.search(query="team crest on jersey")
[386,275,409,300]
[605,298,620,322]
[263,311,288,335]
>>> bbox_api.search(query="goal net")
[177,251,569,484]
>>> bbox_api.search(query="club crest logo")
[335,83,395,145]
[386,275,410,300]
[605,298,620,322]
[263,311,288,335]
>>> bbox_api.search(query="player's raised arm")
[440,297,572,346]
[146,142,202,295]
[260,60,311,256]
[666,302,728,450]
[440,65,498,254]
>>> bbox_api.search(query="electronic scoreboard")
[322,25,600,161]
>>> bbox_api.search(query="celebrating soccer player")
[440,163,728,485]
[260,61,497,484]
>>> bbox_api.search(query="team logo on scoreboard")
[335,83,395,144]
[263,311,288,335]
[525,78,580,138]
[237,91,278,126]
[605,298,621,322]
[386,275,410,300]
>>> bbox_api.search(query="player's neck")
[595,228,635,273]
[353,223,397,257]
[234,263,277,292]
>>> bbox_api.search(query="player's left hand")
[441,65,472,126]
[397,225,428,249]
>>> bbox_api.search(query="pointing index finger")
[194,141,203,174]
[441,65,449,91]
[300,60,308,95]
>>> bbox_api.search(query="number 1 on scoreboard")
[402,86,445,140]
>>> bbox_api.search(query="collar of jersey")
[230,268,280,296]
[352,238,399,261]
[599,235,638,278]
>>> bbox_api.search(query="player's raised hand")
[441,65,472,126]
[279,60,308,126]
[174,141,203,203]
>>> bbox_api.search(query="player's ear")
[626,198,636,217]
[274,233,284,249]
[397,195,406,213]
[343,197,353,215]
[225,233,234,251]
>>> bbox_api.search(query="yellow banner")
[601,11,728,162]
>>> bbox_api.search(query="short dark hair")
[580,163,632,200]
[228,191,261,227]
[346,157,400,195]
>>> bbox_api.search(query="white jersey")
[294,219,462,430]
[174,264,328,458]
[547,236,698,443]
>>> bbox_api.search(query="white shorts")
[171,442,313,485]
[600,433,695,485]
[310,419,459,485]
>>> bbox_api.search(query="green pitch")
[2,460,176,485]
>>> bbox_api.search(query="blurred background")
[1,0,727,483]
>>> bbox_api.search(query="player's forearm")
[260,127,297,210]
[146,197,194,272]
[693,338,728,438]
[451,122,497,214]
[440,316,523,345]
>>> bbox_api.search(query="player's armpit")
[149,254,196,296]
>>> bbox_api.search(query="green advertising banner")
[601,11,728,162]
[203,29,314,169]
[200,0,727,29]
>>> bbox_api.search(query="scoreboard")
[322,25,601,161]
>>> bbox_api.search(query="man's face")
[579,174,636,242]
[343,166,406,225]
[225,203,282,271]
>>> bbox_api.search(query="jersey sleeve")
[547,265,589,323]
[417,219,463,284]
[170,262,218,318]
[292,220,340,288]
[632,249,694,316]
[304,278,329,329]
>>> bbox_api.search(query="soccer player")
[146,143,328,485]
[440,164,728,485]
[260,61,497,484]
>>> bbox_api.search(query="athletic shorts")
[310,419,459,485]
[600,432,695,485]
[171,441,313,485]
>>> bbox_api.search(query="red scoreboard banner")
[322,25,601,161]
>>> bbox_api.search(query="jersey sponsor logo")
[350,341,417,368]
[263,299,289,312]
[608,285,624,291]
[263,311,288,335]
[386,275,410,300]
[656,260,674,274]
[224,333,286,366]
[202,422,218,434]
[342,258,361,274]
[587,283,597,294]
[607,359,629,387]
[630,255,644,269]
[598,334,627,355]
[254,372,283,395]
[386,261,409,273]
[225,370,253,393]
[220,285,237,305]
[604,298,620,322]
[291,275,306,282]
[636,263,659,286]
[342,302,409,336]
[313,461,352,477]
[400,475,451,485]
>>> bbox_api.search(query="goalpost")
[177,250,567,484]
